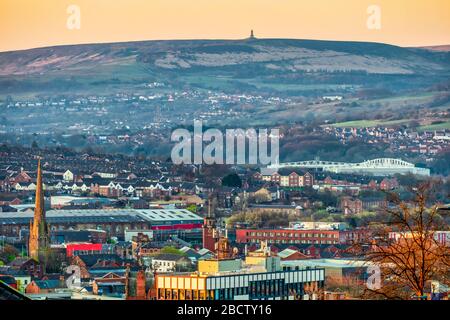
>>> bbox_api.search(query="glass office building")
[156,267,325,300]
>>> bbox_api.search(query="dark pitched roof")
[33,280,64,289]
[76,254,122,267]
[8,258,37,268]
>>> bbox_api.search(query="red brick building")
[380,178,399,191]
[8,258,44,278]
[0,195,22,206]
[340,197,363,215]
[339,229,370,244]
[236,228,340,245]
[302,172,314,187]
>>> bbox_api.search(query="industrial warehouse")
[0,208,203,240]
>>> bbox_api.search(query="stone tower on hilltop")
[28,159,50,262]
[249,29,256,40]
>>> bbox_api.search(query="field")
[417,121,450,131]
[331,119,411,128]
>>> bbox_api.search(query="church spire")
[34,158,44,223]
[28,158,49,262]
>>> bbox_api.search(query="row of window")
[157,280,322,300]
[248,239,338,244]
[247,232,338,238]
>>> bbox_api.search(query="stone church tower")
[202,195,217,252]
[28,159,50,262]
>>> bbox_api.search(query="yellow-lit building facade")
[155,260,325,300]
[155,239,325,300]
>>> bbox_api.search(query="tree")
[312,210,329,221]
[432,150,450,176]
[227,211,300,228]
[186,204,197,213]
[45,251,67,274]
[221,173,242,188]
[356,182,450,300]
[161,246,185,256]
[0,244,19,264]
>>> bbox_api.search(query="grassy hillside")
[0,38,449,98]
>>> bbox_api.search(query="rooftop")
[280,258,377,269]
[0,208,202,225]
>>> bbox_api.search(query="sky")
[0,0,449,52]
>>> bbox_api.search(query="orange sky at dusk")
[0,0,449,52]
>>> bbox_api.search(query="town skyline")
[0,0,449,304]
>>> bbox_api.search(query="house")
[151,253,192,272]
[380,178,399,191]
[11,171,32,184]
[368,180,378,190]
[0,205,17,212]
[63,170,74,182]
[339,197,363,215]
[92,272,126,297]
[70,254,126,279]
[14,182,36,191]
[244,187,272,203]
[0,194,22,206]
[8,258,43,278]
[261,169,314,187]
[25,279,66,294]
[277,248,313,261]
[197,248,214,260]
[92,172,117,179]
[179,246,201,262]
[0,266,32,293]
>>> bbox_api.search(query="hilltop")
[0,38,449,97]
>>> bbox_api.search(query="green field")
[417,121,450,132]
[331,119,411,128]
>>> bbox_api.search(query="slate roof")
[77,254,123,267]
[8,258,36,268]
[33,280,63,289]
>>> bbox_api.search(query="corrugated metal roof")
[0,208,202,225]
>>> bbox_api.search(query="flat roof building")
[154,240,325,300]
[0,209,203,239]
[155,266,325,300]
[236,228,341,245]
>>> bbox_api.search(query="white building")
[63,170,74,181]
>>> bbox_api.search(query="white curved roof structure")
[268,158,430,176]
